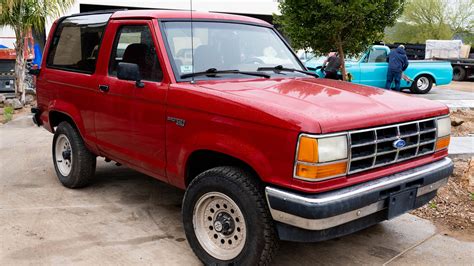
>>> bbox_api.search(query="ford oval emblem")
[393,139,406,149]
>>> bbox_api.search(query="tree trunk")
[336,41,347,81]
[14,29,26,104]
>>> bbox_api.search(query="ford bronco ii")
[32,10,453,265]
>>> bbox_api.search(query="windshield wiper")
[181,68,270,79]
[257,65,319,78]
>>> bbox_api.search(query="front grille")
[348,118,438,174]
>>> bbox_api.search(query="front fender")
[167,131,273,190]
[166,120,297,190]
[315,68,325,78]
[191,131,273,178]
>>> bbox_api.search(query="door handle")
[99,85,109,93]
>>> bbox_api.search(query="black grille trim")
[348,118,438,174]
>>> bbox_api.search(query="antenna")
[190,0,195,84]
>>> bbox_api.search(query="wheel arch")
[184,149,261,188]
[49,111,77,132]
[414,72,436,84]
[47,99,89,133]
[48,102,99,155]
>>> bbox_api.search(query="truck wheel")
[452,66,466,81]
[410,75,433,94]
[52,121,96,188]
[182,167,278,265]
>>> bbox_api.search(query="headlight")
[436,117,451,151]
[294,134,348,181]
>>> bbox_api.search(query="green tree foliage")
[276,0,405,80]
[0,0,74,102]
[384,0,474,44]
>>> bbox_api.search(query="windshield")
[161,21,303,81]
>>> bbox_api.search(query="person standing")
[323,52,341,80]
[386,45,409,91]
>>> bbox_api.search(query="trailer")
[435,57,474,81]
[425,40,473,81]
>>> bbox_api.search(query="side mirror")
[117,62,144,88]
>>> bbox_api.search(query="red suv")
[32,10,453,265]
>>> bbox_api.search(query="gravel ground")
[450,109,474,137]
[411,157,474,240]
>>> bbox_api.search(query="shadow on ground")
[0,116,472,265]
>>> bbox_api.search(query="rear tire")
[452,66,466,81]
[182,166,278,265]
[410,75,433,94]
[52,121,96,188]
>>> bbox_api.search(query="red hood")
[196,78,449,133]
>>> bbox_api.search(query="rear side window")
[46,13,111,73]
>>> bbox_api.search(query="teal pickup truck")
[306,45,453,94]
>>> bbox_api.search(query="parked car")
[296,49,315,62]
[306,45,453,94]
[32,10,453,265]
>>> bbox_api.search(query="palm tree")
[0,0,74,103]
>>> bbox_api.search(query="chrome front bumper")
[265,158,453,233]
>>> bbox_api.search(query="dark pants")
[325,71,339,80]
[386,70,402,91]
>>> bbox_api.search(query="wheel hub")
[214,212,235,235]
[417,77,429,91]
[193,192,247,260]
[62,150,71,160]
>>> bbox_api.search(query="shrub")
[4,106,13,122]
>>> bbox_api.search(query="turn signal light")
[297,136,318,163]
[435,135,450,151]
[295,161,347,180]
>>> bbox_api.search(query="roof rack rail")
[67,8,128,18]
[55,9,127,25]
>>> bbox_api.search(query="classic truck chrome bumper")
[265,158,453,241]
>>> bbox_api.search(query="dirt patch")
[450,109,474,137]
[411,157,474,241]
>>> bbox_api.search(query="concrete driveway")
[413,81,474,109]
[1,116,473,265]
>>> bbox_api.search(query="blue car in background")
[305,45,453,94]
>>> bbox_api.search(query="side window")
[367,49,388,63]
[47,14,111,73]
[109,25,163,82]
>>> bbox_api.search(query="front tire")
[410,75,433,94]
[52,121,96,188]
[452,66,466,81]
[182,167,278,265]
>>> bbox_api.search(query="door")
[358,48,388,88]
[94,20,168,179]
